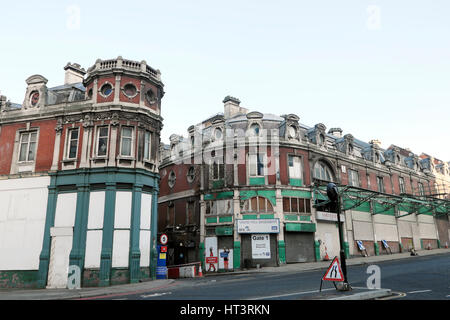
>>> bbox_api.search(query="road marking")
[407,290,432,294]
[141,292,172,298]
[376,292,406,300]
[246,288,336,300]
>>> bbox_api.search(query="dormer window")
[250,123,260,136]
[288,125,297,139]
[214,128,223,140]
[319,134,325,145]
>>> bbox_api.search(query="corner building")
[0,57,164,288]
[159,96,448,272]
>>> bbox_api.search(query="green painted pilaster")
[199,242,205,270]
[420,239,424,250]
[314,240,321,261]
[69,183,90,275]
[129,184,143,283]
[278,240,286,264]
[37,184,57,288]
[437,239,441,248]
[399,243,404,253]
[344,242,350,259]
[374,242,380,256]
[99,182,116,287]
[150,188,159,280]
[233,241,241,269]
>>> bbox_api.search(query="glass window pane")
[99,127,108,137]
[69,140,78,158]
[98,138,107,156]
[19,143,28,161]
[28,142,36,161]
[21,133,29,143]
[122,127,132,138]
[122,138,131,156]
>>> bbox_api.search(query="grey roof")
[49,82,85,92]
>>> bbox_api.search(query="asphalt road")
[92,252,450,300]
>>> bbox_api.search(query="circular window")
[146,89,156,104]
[30,91,39,106]
[100,83,113,97]
[168,171,176,188]
[123,83,137,98]
[187,166,195,183]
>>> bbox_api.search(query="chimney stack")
[223,96,248,119]
[64,62,86,85]
[328,128,343,138]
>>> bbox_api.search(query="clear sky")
[0,0,449,161]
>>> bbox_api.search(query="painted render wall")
[0,176,50,270]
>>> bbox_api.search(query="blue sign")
[381,240,389,249]
[156,244,167,279]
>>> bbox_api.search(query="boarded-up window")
[282,197,311,214]
[242,196,273,213]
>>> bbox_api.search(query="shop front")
[237,219,280,268]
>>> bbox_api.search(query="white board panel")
[0,176,49,270]
[140,230,151,267]
[54,193,77,228]
[112,230,130,267]
[88,191,105,229]
[353,221,374,241]
[140,193,152,230]
[374,223,399,241]
[114,191,132,229]
[85,230,103,268]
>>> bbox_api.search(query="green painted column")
[69,183,90,275]
[314,240,321,262]
[278,240,286,264]
[233,241,241,269]
[37,184,58,288]
[199,242,205,271]
[399,243,404,253]
[437,239,441,249]
[344,242,350,259]
[129,184,143,283]
[374,242,380,256]
[99,182,116,287]
[150,188,159,280]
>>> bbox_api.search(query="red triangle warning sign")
[322,256,344,282]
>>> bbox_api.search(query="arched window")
[242,196,274,213]
[313,161,334,182]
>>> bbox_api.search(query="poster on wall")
[204,237,218,272]
[251,234,271,259]
[218,248,233,270]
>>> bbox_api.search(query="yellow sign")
[159,253,166,260]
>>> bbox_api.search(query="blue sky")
[0,0,449,160]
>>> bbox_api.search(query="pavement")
[0,248,448,300]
